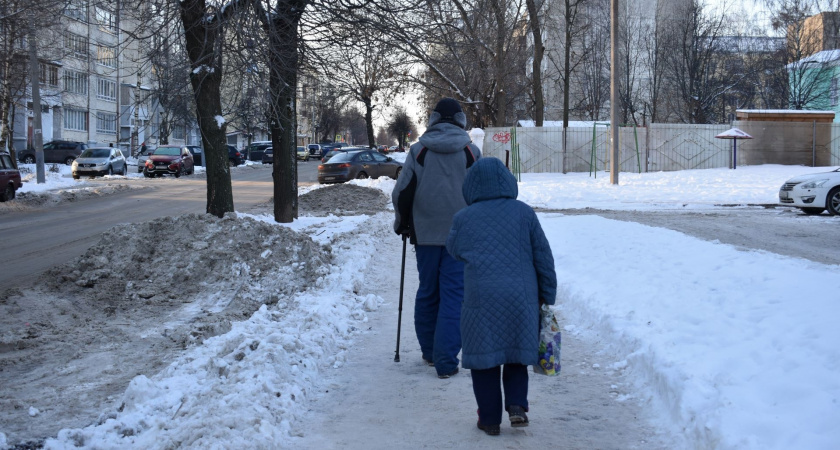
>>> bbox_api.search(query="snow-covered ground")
[2,162,838,449]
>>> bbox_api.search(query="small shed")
[733,110,835,166]
[736,109,835,123]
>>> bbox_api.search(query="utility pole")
[27,14,44,184]
[609,0,620,185]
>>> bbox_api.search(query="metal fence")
[831,123,840,166]
[483,123,735,173]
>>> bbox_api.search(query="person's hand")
[395,224,411,237]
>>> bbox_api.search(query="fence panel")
[831,123,840,166]
[647,124,730,171]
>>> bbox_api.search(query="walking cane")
[394,234,407,362]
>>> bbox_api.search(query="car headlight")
[800,179,829,189]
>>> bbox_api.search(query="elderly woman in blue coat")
[446,157,557,436]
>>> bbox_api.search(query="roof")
[786,49,840,69]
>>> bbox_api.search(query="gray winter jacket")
[446,157,557,370]
[391,120,481,245]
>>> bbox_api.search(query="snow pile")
[545,214,840,449]
[517,165,830,210]
[41,215,385,449]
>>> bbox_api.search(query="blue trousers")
[471,364,529,426]
[414,245,464,376]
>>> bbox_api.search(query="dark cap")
[434,98,463,118]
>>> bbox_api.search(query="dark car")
[186,146,203,166]
[0,152,22,202]
[143,145,195,177]
[262,147,273,164]
[246,141,272,162]
[307,144,322,159]
[317,149,403,184]
[18,140,88,165]
[228,145,245,166]
[320,147,355,163]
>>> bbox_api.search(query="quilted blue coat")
[446,157,557,370]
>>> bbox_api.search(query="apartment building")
[8,0,199,156]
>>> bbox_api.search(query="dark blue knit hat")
[429,98,467,129]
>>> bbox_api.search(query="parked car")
[320,147,358,163]
[144,145,194,177]
[228,145,245,166]
[72,147,128,179]
[186,146,203,166]
[308,144,322,159]
[377,145,389,153]
[317,149,403,184]
[137,146,155,172]
[296,146,309,161]
[18,140,88,165]
[262,147,273,164]
[0,152,22,202]
[246,141,272,162]
[779,167,840,215]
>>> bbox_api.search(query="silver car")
[72,147,128,179]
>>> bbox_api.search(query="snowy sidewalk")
[292,214,671,449]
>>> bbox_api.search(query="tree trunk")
[268,1,306,223]
[364,97,375,147]
[526,0,545,127]
[563,0,572,128]
[180,0,234,218]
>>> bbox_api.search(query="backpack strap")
[416,146,476,169]
[416,147,428,166]
[463,145,476,168]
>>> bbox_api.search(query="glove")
[395,224,411,237]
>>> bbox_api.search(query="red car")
[143,145,195,178]
[1,152,22,202]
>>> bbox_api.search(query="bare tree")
[386,106,416,150]
[526,0,546,126]
[322,24,404,148]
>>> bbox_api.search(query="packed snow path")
[293,218,672,449]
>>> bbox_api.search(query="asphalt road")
[0,161,320,289]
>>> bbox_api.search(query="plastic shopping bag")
[534,305,561,376]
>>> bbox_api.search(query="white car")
[72,147,128,179]
[779,168,840,215]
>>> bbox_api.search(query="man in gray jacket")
[392,98,481,378]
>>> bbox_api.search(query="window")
[97,78,116,101]
[40,64,58,87]
[172,124,185,140]
[66,33,88,59]
[64,70,88,94]
[96,45,116,68]
[96,112,117,134]
[64,108,88,131]
[64,0,88,20]
[95,7,116,34]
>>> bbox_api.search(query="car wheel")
[107,166,114,176]
[23,155,35,164]
[801,207,824,215]
[0,184,13,202]
[229,159,235,167]
[174,166,182,178]
[356,171,369,179]
[65,157,75,165]
[826,187,840,216]
[73,174,80,180]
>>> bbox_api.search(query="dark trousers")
[414,245,464,375]
[471,364,529,426]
